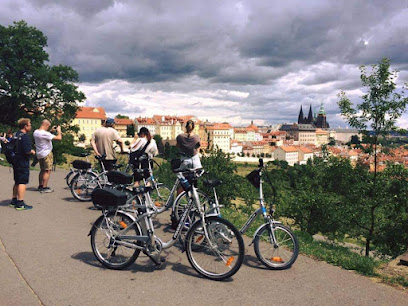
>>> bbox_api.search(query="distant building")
[298,103,330,128]
[135,117,157,135]
[207,123,231,152]
[274,146,299,166]
[73,107,106,143]
[114,118,134,138]
[332,128,362,143]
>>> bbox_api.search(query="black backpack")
[2,132,22,166]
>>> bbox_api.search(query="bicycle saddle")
[72,160,92,170]
[203,179,223,188]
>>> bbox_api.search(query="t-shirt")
[130,137,158,157]
[176,133,200,157]
[91,127,120,160]
[15,131,32,168]
[33,129,55,159]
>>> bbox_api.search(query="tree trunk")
[365,239,371,257]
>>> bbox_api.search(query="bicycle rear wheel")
[254,224,298,269]
[91,211,141,270]
[65,170,75,187]
[185,216,244,281]
[70,172,99,201]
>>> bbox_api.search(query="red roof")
[136,117,156,125]
[75,107,106,119]
[279,146,298,153]
[115,118,134,126]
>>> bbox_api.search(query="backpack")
[3,132,22,166]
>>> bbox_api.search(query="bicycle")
[64,152,92,187]
[173,159,299,269]
[241,159,299,269]
[89,168,245,281]
[70,155,121,201]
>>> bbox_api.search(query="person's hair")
[18,118,31,129]
[139,127,152,141]
[185,120,195,136]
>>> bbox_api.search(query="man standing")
[91,118,124,171]
[9,118,35,210]
[33,120,62,193]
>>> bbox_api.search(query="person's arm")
[53,126,62,141]
[90,134,101,156]
[22,135,35,155]
[116,138,124,153]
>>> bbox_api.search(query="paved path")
[0,166,407,306]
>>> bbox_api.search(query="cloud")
[1,0,408,128]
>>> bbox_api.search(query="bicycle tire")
[173,190,210,223]
[65,170,75,187]
[90,211,141,270]
[254,224,299,270]
[185,216,244,281]
[70,172,100,201]
[150,184,173,214]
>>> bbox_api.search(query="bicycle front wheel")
[70,172,100,201]
[185,216,244,281]
[254,224,299,270]
[150,184,172,214]
[90,212,141,270]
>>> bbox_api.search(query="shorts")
[13,167,30,185]
[179,154,202,171]
[39,152,54,170]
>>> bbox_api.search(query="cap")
[105,118,115,125]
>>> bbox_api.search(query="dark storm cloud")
[1,0,408,126]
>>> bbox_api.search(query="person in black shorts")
[9,118,36,210]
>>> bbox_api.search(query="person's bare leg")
[39,170,44,187]
[17,184,26,201]
[13,184,18,199]
[42,170,51,188]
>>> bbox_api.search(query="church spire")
[307,104,313,123]
[298,105,304,124]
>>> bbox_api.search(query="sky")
[1,0,408,128]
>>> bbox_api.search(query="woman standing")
[176,120,201,170]
[130,127,158,187]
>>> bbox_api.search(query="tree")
[0,21,85,127]
[350,135,361,145]
[116,114,129,119]
[153,134,164,155]
[338,58,408,256]
[78,134,86,143]
[126,124,135,137]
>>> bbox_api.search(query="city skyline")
[1,1,408,127]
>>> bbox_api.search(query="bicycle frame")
[102,171,210,253]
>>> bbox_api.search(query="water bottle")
[180,177,191,191]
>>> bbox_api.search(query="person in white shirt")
[129,127,158,157]
[129,127,158,187]
[33,120,62,193]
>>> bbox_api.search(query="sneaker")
[9,199,18,208]
[15,202,33,211]
[40,187,54,193]
[37,186,44,191]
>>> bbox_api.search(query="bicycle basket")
[72,160,92,170]
[246,170,260,188]
[170,158,181,171]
